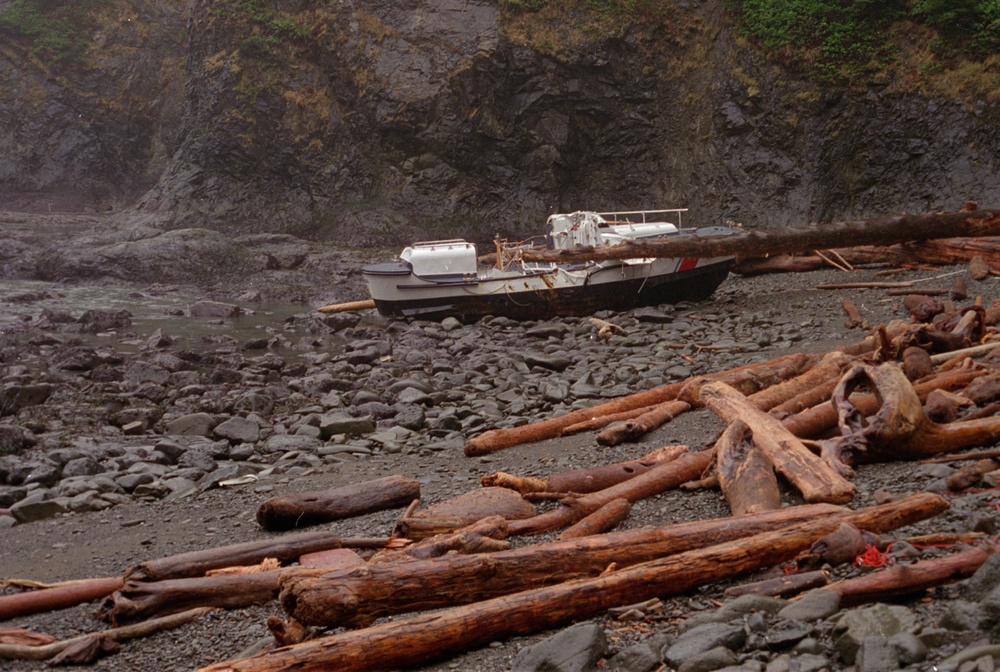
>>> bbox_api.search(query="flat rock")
[214,416,260,444]
[511,622,607,672]
[190,300,242,318]
[165,413,217,437]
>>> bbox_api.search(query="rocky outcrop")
[0,0,997,245]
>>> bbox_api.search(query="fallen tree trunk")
[97,572,283,626]
[124,532,393,582]
[0,577,124,621]
[519,209,1000,265]
[556,499,632,540]
[824,363,1000,466]
[736,238,1000,276]
[506,450,715,535]
[481,445,688,495]
[205,493,947,672]
[256,475,421,531]
[781,367,982,440]
[716,420,781,516]
[595,401,691,446]
[700,381,856,504]
[724,569,830,598]
[280,503,847,628]
[820,544,994,607]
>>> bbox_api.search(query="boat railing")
[597,209,689,228]
[494,237,547,271]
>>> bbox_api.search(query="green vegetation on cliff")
[726,0,1000,85]
[0,0,101,64]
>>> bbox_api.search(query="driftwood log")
[595,401,691,446]
[699,381,856,503]
[204,493,947,672]
[556,499,632,540]
[822,363,1000,467]
[735,236,1000,276]
[506,450,715,536]
[0,577,124,621]
[724,569,830,598]
[98,571,283,626]
[821,544,994,607]
[481,445,688,495]
[715,420,781,516]
[519,209,1000,264]
[279,503,850,628]
[256,475,420,531]
[124,532,393,582]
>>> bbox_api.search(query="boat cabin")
[400,240,477,278]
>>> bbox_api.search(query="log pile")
[9,212,1000,669]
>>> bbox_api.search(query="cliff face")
[1,0,998,245]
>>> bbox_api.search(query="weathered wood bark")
[595,401,691,446]
[206,493,947,672]
[0,577,123,621]
[560,406,653,435]
[464,351,818,456]
[724,569,830,598]
[256,475,420,531]
[0,607,213,662]
[946,458,1000,491]
[404,487,536,529]
[748,351,854,412]
[821,545,994,607]
[825,363,1000,466]
[700,381,856,504]
[506,450,715,536]
[481,445,688,495]
[315,299,376,314]
[557,499,632,540]
[98,572,282,626]
[280,494,943,629]
[519,209,1000,264]
[781,368,982,439]
[125,532,392,582]
[381,516,510,561]
[716,420,781,516]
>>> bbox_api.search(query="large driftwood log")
[204,493,947,672]
[481,445,688,495]
[519,209,1000,264]
[715,420,781,516]
[821,363,1000,467]
[98,572,283,626]
[506,450,715,535]
[747,351,854,412]
[781,367,982,440]
[125,532,392,582]
[700,381,856,504]
[464,352,818,456]
[821,545,994,607]
[735,237,1000,276]
[280,503,849,628]
[256,475,420,531]
[0,577,124,621]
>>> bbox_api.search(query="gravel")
[2,252,1000,672]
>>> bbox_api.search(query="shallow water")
[0,279,317,354]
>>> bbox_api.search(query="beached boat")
[361,209,735,321]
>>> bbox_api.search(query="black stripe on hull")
[372,261,733,321]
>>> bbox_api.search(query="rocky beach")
[2,213,1000,672]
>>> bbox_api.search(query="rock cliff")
[1,0,998,245]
